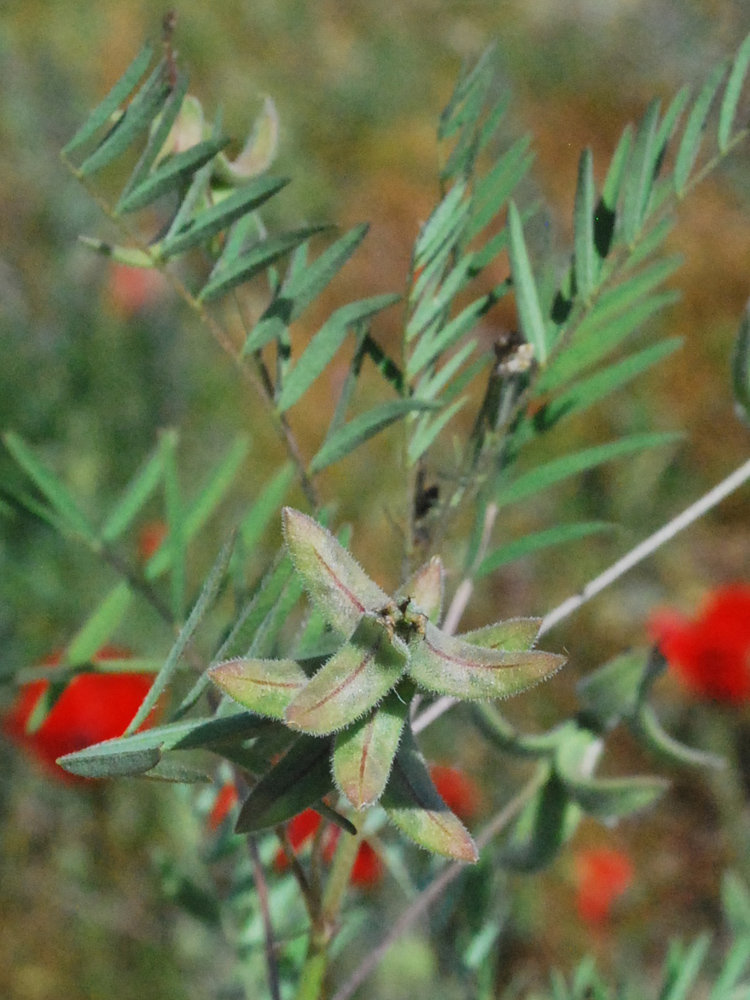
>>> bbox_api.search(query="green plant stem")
[60,153,319,511]
[293,819,362,1000]
[329,772,544,1000]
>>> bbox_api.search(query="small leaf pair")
[210,508,566,862]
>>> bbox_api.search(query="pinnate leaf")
[674,58,730,195]
[309,399,436,474]
[719,32,750,151]
[63,43,155,155]
[79,59,172,177]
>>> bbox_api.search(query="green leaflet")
[199,227,328,303]
[731,300,750,424]
[507,201,548,364]
[719,32,750,151]
[407,254,475,344]
[238,462,295,556]
[394,556,444,625]
[674,58,731,195]
[601,124,633,215]
[333,689,409,809]
[476,522,614,578]
[115,71,190,210]
[573,148,596,300]
[309,399,437,474]
[659,935,712,1000]
[413,181,468,273]
[416,340,479,402]
[461,618,541,651]
[65,582,133,666]
[243,223,370,354]
[633,703,725,769]
[284,613,408,735]
[622,98,661,244]
[117,137,230,214]
[276,293,400,413]
[282,507,388,637]
[161,429,185,620]
[159,176,289,259]
[63,44,155,155]
[79,59,172,177]
[493,432,682,511]
[381,725,478,862]
[235,734,334,833]
[57,711,267,779]
[407,621,564,701]
[538,289,680,393]
[708,935,750,999]
[554,725,668,819]
[723,873,750,938]
[472,703,563,758]
[623,215,676,271]
[100,445,163,543]
[577,648,651,727]
[3,431,98,543]
[465,135,534,242]
[407,291,495,378]
[126,532,236,735]
[539,338,682,430]
[438,47,495,141]
[408,397,468,466]
[498,766,581,872]
[209,657,309,719]
[145,434,250,580]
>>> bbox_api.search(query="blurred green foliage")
[4,2,750,998]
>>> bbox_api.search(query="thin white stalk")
[414,454,750,735]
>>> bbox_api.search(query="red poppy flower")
[137,520,168,563]
[429,764,481,821]
[273,808,383,888]
[208,781,240,830]
[648,584,750,703]
[575,848,633,925]
[2,645,157,782]
[106,263,166,318]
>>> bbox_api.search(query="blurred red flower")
[430,764,481,820]
[137,520,168,563]
[273,808,383,888]
[208,781,240,830]
[648,584,750,703]
[106,263,166,318]
[2,645,157,782]
[575,848,633,925]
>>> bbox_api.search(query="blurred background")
[2,1,750,997]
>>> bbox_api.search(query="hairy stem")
[247,835,282,1000]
